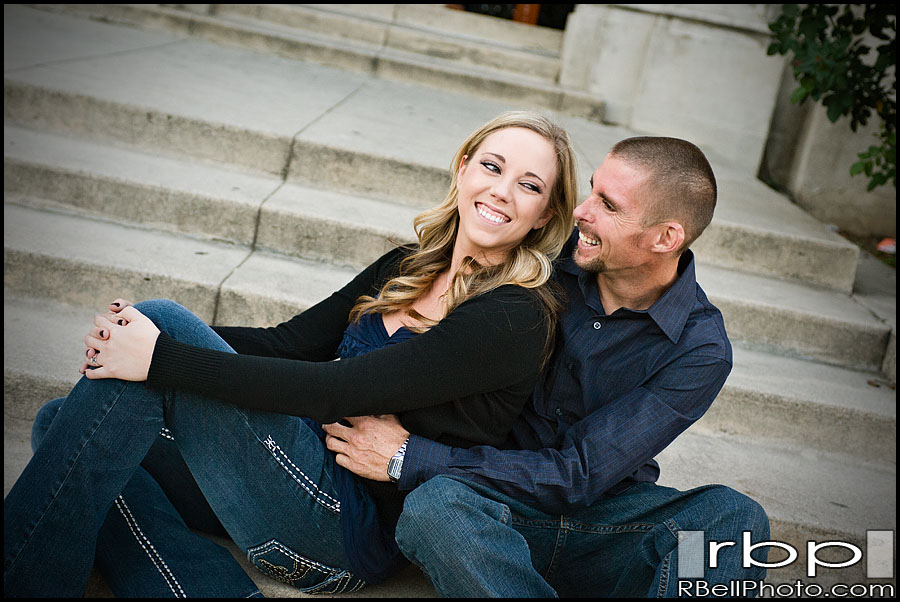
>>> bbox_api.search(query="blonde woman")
[5,112,578,597]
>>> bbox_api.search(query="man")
[323,137,770,597]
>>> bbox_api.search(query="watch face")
[388,458,402,480]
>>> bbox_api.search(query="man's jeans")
[4,299,364,597]
[395,475,770,597]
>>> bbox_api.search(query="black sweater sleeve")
[210,246,411,361]
[147,285,549,425]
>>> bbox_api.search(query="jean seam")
[113,495,186,598]
[261,435,341,514]
[6,380,132,574]
[657,518,682,597]
[247,540,365,594]
[542,516,568,583]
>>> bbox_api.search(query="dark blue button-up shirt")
[400,230,732,515]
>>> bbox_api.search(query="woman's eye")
[521,182,542,193]
[481,161,500,173]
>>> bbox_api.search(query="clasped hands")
[79,298,410,481]
[79,298,159,382]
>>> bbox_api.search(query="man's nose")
[573,198,591,221]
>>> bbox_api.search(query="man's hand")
[323,415,410,482]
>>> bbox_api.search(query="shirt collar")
[557,229,697,344]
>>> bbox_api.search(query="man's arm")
[408,352,730,514]
[328,351,731,514]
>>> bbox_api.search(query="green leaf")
[790,86,810,104]
[850,161,867,176]
[826,98,844,122]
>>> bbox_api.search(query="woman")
[4,112,578,597]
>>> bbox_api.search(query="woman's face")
[454,127,557,266]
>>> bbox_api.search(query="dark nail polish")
[118,320,125,325]
[100,330,106,338]
[112,303,120,307]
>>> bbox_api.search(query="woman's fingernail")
[112,303,120,307]
[118,320,125,325]
[100,330,106,338]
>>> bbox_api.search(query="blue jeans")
[395,475,770,597]
[4,299,366,597]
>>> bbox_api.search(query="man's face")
[572,155,654,275]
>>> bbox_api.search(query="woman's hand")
[80,306,160,382]
[105,298,135,325]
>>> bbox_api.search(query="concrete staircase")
[4,4,896,596]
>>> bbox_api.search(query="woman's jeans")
[395,476,771,598]
[4,299,365,597]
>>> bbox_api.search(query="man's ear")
[650,221,685,254]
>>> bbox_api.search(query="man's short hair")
[609,137,717,253]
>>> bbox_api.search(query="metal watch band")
[387,438,409,483]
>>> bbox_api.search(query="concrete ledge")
[33,4,602,122]
[708,346,896,464]
[697,262,892,372]
[4,125,279,245]
[3,201,250,323]
[4,80,297,177]
[258,182,418,270]
[215,251,359,328]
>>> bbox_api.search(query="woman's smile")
[475,202,511,225]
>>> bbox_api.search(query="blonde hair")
[350,111,578,364]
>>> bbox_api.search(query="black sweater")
[147,246,551,450]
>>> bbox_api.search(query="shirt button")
[593,321,602,330]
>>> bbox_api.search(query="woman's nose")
[490,177,514,203]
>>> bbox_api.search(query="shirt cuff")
[148,331,223,393]
[397,434,452,491]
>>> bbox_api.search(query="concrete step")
[709,345,895,464]
[2,200,360,326]
[4,294,894,589]
[694,262,890,373]
[28,3,600,122]
[4,42,860,293]
[269,4,566,56]
[19,119,858,292]
[4,125,420,269]
[212,4,563,82]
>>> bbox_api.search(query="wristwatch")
[387,438,409,483]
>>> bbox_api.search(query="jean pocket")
[247,539,366,595]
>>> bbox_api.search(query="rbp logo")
[677,530,894,579]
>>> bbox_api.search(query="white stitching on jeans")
[114,495,186,598]
[247,540,366,594]
[158,427,175,441]
[262,435,341,514]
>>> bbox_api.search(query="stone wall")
[559,3,895,238]
[762,63,896,238]
[559,4,784,173]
